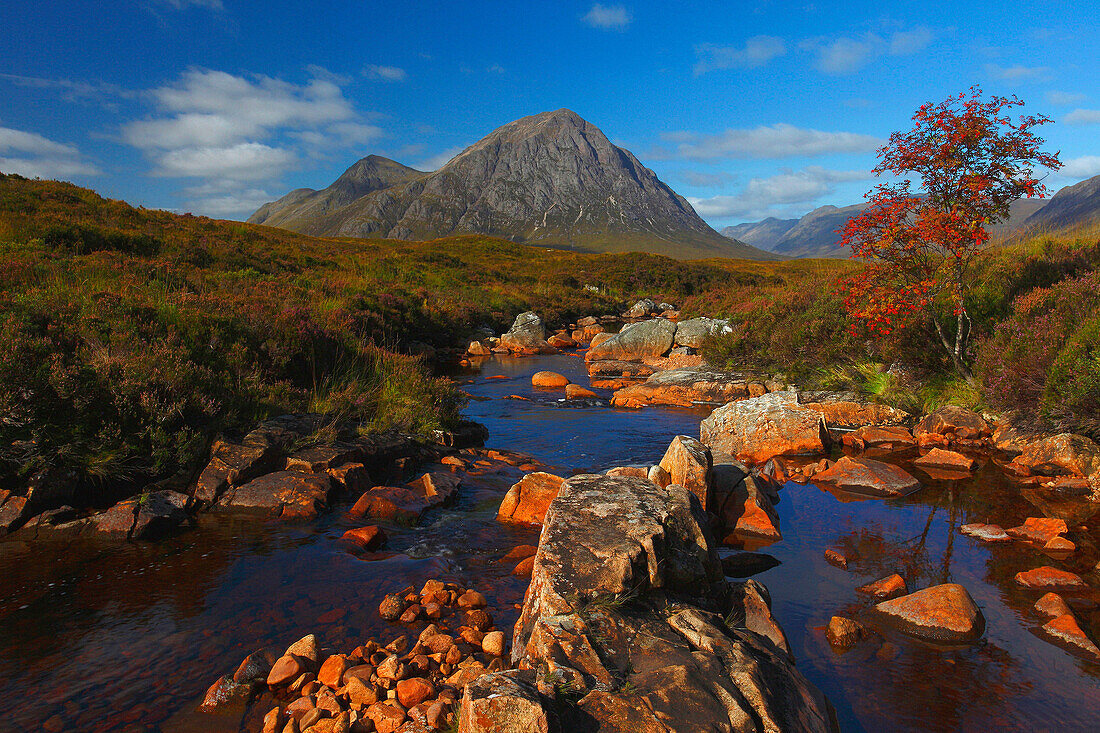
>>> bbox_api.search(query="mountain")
[1019,174,1100,233]
[719,176,1100,258]
[719,217,797,252]
[250,109,775,260]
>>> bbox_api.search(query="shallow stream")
[1,352,1097,732]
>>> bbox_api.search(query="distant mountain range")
[251,109,776,261]
[721,174,1100,258]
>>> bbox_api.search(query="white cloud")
[1060,156,1100,178]
[154,142,295,180]
[694,36,786,75]
[985,63,1052,82]
[364,65,408,82]
[1046,91,1086,106]
[0,73,135,109]
[888,27,933,55]
[657,123,882,160]
[803,28,933,74]
[0,126,98,178]
[180,181,275,217]
[120,68,378,216]
[688,166,869,220]
[583,4,631,30]
[417,147,463,171]
[1065,109,1100,125]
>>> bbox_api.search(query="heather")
[0,174,773,494]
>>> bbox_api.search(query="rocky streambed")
[2,311,1100,731]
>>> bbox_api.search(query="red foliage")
[840,87,1061,376]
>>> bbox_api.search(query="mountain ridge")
[250,109,775,261]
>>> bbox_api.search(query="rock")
[913,405,991,446]
[1005,517,1068,544]
[841,425,916,451]
[673,317,730,348]
[585,359,657,380]
[720,551,781,577]
[284,443,363,473]
[856,574,908,600]
[221,471,332,520]
[130,490,191,540]
[960,523,1011,542]
[913,448,975,472]
[1033,592,1073,619]
[623,298,659,318]
[531,371,569,388]
[499,311,546,349]
[500,544,538,563]
[611,367,753,409]
[872,584,985,643]
[658,435,713,511]
[801,400,910,431]
[198,674,253,714]
[588,331,615,349]
[647,463,671,488]
[467,340,492,356]
[1039,614,1100,661]
[395,677,435,707]
[992,422,1031,455]
[326,463,372,496]
[233,648,278,683]
[497,470,835,732]
[824,546,857,569]
[812,456,921,498]
[341,526,386,550]
[407,471,461,502]
[584,318,677,362]
[512,556,535,578]
[496,472,565,525]
[1044,536,1076,553]
[317,655,348,689]
[194,435,282,507]
[547,333,578,349]
[348,486,430,524]
[826,616,866,649]
[0,495,32,534]
[1009,433,1100,478]
[91,500,138,536]
[700,392,830,465]
[1014,566,1088,591]
[564,384,597,400]
[577,315,599,327]
[482,630,505,656]
[267,655,304,686]
[718,474,782,543]
[285,634,320,666]
[458,670,552,733]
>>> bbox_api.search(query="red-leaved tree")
[841,87,1061,380]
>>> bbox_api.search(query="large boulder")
[657,435,713,511]
[1008,433,1100,478]
[871,584,985,643]
[812,456,921,498]
[496,472,565,525]
[584,319,677,363]
[219,471,333,520]
[913,405,991,446]
[802,401,910,432]
[503,473,836,733]
[700,392,830,465]
[499,312,552,354]
[716,473,782,544]
[673,317,731,349]
[623,298,659,318]
[611,367,756,409]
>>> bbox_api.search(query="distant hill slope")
[1019,174,1100,233]
[249,109,776,261]
[720,217,797,251]
[719,175,1100,258]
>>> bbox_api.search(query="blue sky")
[2,0,1098,226]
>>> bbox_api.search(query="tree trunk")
[931,311,975,383]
